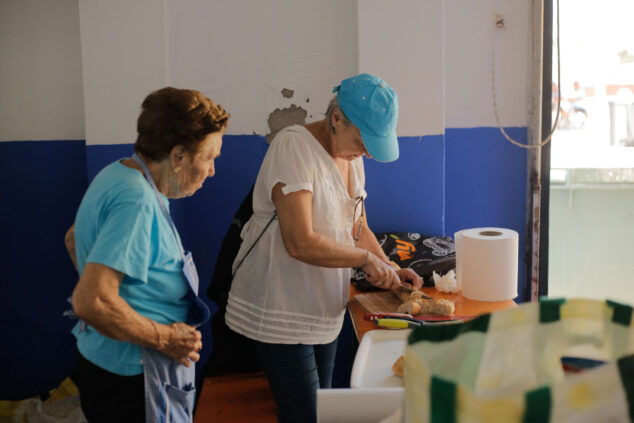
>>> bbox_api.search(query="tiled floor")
[194,372,277,422]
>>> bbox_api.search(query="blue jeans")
[255,339,339,423]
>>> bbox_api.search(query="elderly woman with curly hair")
[66,87,229,422]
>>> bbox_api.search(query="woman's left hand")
[395,268,423,290]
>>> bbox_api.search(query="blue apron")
[132,154,211,423]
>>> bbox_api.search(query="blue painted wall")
[1,128,527,399]
[1,140,87,399]
[445,127,528,299]
[364,135,446,235]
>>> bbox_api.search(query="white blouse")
[225,125,367,344]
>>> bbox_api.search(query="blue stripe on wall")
[445,127,528,302]
[364,135,445,235]
[85,143,134,182]
[1,140,87,400]
[1,127,527,398]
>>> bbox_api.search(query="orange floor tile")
[194,372,277,423]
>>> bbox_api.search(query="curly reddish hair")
[134,87,230,161]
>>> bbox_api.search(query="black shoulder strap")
[207,184,277,306]
[207,185,255,305]
[231,211,277,279]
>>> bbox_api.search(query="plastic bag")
[0,377,87,423]
[404,298,634,422]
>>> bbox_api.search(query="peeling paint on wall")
[281,88,294,99]
[266,105,307,143]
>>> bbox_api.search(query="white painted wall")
[0,0,84,141]
[0,0,533,144]
[165,0,358,136]
[358,0,445,137]
[79,0,166,146]
[445,0,531,128]
[164,0,529,135]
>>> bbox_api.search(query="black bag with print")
[352,232,456,291]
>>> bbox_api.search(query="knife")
[397,283,433,300]
[374,318,464,329]
[414,314,473,322]
[374,318,421,329]
[364,312,473,322]
[364,313,421,324]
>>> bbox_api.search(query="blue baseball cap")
[333,73,399,162]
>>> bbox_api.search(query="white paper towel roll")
[454,227,518,302]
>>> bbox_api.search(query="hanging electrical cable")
[492,0,561,149]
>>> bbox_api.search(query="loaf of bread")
[430,298,455,316]
[396,297,455,316]
[396,301,421,315]
[392,355,405,377]
[408,291,425,301]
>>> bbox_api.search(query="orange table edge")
[348,283,517,341]
[195,284,516,422]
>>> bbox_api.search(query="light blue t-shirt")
[72,160,190,376]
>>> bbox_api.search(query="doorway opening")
[547,0,634,302]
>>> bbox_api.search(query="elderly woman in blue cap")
[225,73,422,422]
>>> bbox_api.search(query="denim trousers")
[254,338,338,423]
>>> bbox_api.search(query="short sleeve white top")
[225,125,367,344]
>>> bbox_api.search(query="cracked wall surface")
[266,104,308,143]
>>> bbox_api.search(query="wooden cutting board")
[353,291,403,314]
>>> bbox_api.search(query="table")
[348,284,516,341]
[194,284,517,421]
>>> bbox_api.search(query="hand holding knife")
[396,281,432,299]
[364,255,423,291]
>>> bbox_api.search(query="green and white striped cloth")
[404,298,634,422]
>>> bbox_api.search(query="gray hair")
[325,95,353,133]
